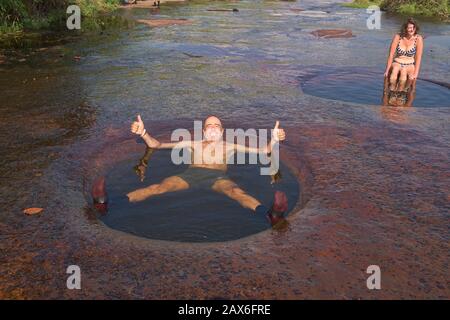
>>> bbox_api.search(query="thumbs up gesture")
[272,120,286,142]
[131,114,146,136]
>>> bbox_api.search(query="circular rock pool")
[298,67,450,108]
[97,149,300,243]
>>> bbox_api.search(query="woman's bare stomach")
[394,56,415,64]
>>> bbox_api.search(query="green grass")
[384,0,449,19]
[0,0,121,36]
[396,3,431,16]
[342,0,449,19]
[341,0,383,8]
[76,0,121,18]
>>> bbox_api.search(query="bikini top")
[396,35,417,58]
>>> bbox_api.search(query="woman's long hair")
[400,18,420,38]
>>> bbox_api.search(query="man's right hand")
[131,114,145,136]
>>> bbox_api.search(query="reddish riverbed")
[0,0,449,299]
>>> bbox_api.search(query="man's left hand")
[272,121,286,142]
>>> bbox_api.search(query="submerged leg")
[211,179,261,210]
[211,178,288,228]
[127,175,189,202]
[398,67,408,91]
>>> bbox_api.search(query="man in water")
[93,115,288,226]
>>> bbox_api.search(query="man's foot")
[92,176,108,213]
[267,190,288,227]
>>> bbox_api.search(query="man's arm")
[229,121,285,155]
[131,115,192,149]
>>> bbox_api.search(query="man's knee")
[229,186,246,198]
[147,183,162,193]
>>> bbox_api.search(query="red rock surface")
[1,116,448,299]
[120,0,186,9]
[136,18,193,27]
[311,29,354,39]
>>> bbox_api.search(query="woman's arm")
[412,35,424,79]
[385,34,399,77]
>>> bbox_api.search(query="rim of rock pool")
[297,66,450,108]
[76,124,312,246]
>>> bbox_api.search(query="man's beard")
[204,129,222,141]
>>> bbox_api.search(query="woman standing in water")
[384,18,424,91]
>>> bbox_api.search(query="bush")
[343,0,449,18]
[0,0,121,34]
[342,0,383,9]
[380,0,449,18]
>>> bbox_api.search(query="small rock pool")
[98,149,300,242]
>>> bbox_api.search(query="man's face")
[203,116,224,141]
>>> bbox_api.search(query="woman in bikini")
[384,18,424,92]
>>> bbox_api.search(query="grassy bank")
[342,0,449,19]
[0,0,121,35]
[342,0,383,9]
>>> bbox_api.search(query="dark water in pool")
[99,150,300,242]
[299,67,450,108]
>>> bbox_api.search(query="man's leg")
[212,178,289,227]
[127,175,189,202]
[211,179,261,211]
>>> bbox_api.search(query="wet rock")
[207,8,239,12]
[120,0,185,9]
[182,52,203,58]
[271,10,326,17]
[23,208,43,215]
[420,78,450,90]
[136,19,193,27]
[297,10,329,18]
[311,29,353,39]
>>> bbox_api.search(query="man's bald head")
[203,115,222,129]
[203,115,224,141]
